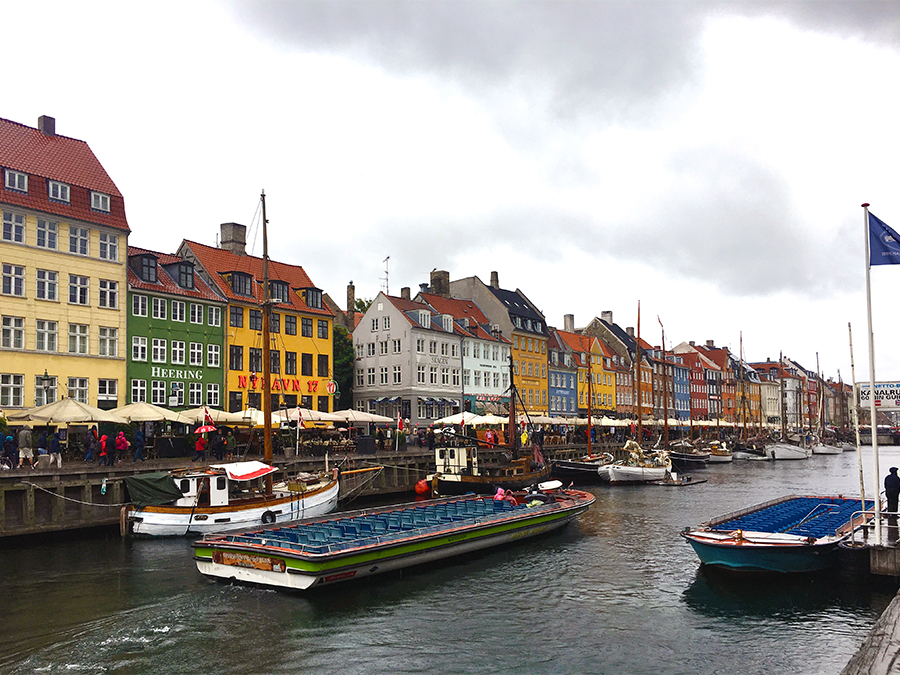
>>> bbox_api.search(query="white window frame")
[131,379,147,403]
[190,303,203,324]
[151,338,166,363]
[35,319,57,352]
[2,211,25,244]
[189,382,203,407]
[152,297,167,320]
[68,275,89,305]
[34,374,57,406]
[36,219,58,249]
[48,180,69,203]
[98,279,118,309]
[207,343,220,368]
[98,232,118,261]
[68,377,88,403]
[68,323,89,354]
[4,170,27,192]
[206,383,220,407]
[98,378,117,403]
[91,191,110,212]
[189,342,203,366]
[132,294,148,317]
[2,263,24,296]
[98,326,118,357]
[207,306,221,327]
[132,336,147,362]
[171,300,185,322]
[1,315,24,349]
[0,373,24,407]
[151,380,166,405]
[69,226,89,255]
[171,340,185,365]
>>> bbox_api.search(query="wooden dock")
[842,587,900,675]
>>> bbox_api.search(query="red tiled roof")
[182,240,333,317]
[418,292,509,343]
[0,117,128,232]
[127,246,224,302]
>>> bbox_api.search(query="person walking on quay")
[2,435,15,470]
[36,430,49,468]
[114,431,128,464]
[98,435,109,467]
[132,428,145,462]
[49,431,62,468]
[17,425,33,469]
[225,429,236,461]
[426,426,436,452]
[376,426,386,452]
[84,426,98,462]
[885,467,900,543]
[192,434,207,462]
[211,431,224,461]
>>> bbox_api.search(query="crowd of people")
[1,424,148,470]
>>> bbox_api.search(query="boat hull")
[432,466,552,496]
[811,444,842,455]
[681,494,875,573]
[766,443,811,460]
[608,464,669,484]
[129,479,340,537]
[551,458,611,483]
[669,452,710,470]
[193,490,595,590]
[706,452,733,463]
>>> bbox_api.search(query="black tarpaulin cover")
[124,472,184,508]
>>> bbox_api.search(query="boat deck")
[710,496,874,539]
[210,496,525,555]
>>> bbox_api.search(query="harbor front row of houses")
[0,115,851,432]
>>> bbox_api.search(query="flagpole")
[862,202,882,543]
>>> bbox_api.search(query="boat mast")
[508,352,518,458]
[740,332,747,440]
[260,190,273,494]
[660,318,668,448]
[779,351,787,439]
[848,322,866,510]
[586,340,593,456]
[636,301,642,443]
[816,351,823,438]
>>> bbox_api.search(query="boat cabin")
[435,446,479,476]
[169,462,277,507]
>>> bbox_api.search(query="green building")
[126,246,226,409]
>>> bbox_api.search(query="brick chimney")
[601,310,613,324]
[346,281,355,314]
[706,340,715,348]
[401,286,411,301]
[564,314,575,332]
[38,115,56,137]
[220,223,246,255]
[430,270,450,297]
[626,327,635,337]
[490,271,499,289]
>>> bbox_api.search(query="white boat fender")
[262,510,276,524]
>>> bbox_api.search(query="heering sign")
[151,367,203,379]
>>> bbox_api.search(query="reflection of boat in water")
[193,481,595,591]
[123,461,340,537]
[681,494,874,573]
[607,440,671,484]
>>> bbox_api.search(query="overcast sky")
[7,0,900,382]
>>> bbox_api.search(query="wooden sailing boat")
[429,352,552,495]
[812,352,841,454]
[765,352,811,460]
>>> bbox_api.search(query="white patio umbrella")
[111,401,191,424]
[5,398,128,424]
[273,408,343,423]
[331,409,394,423]
[181,407,247,424]
[433,411,486,426]
[471,413,508,426]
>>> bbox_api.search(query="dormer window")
[138,256,157,283]
[91,191,110,213]
[304,288,322,309]
[178,264,194,289]
[4,170,27,193]
[48,180,69,203]
[231,272,253,296]
[270,280,289,303]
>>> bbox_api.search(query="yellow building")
[556,331,615,416]
[179,227,334,414]
[0,115,129,410]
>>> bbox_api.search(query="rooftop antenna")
[381,256,390,295]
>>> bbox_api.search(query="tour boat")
[192,481,595,591]
[428,443,552,496]
[122,461,340,537]
[681,494,874,573]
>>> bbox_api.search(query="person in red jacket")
[115,432,128,465]
[98,435,109,467]
[192,435,207,462]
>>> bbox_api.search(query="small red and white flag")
[297,406,304,429]
[397,409,404,431]
[203,406,215,427]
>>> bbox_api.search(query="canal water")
[2,448,900,675]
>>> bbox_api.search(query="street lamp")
[40,369,52,404]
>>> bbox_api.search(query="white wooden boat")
[811,442,842,455]
[607,440,671,484]
[705,441,733,463]
[122,461,340,536]
[765,443,811,460]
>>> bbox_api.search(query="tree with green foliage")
[354,297,373,313]
[333,325,355,410]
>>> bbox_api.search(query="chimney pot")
[490,271,499,289]
[564,314,575,333]
[346,281,356,314]
[401,287,411,301]
[626,327,635,337]
[706,340,715,348]
[38,115,56,137]
[430,270,450,298]
[601,310,613,324]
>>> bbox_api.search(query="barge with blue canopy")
[192,481,594,591]
[681,495,875,573]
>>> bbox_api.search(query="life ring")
[261,510,276,524]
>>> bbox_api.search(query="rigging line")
[22,481,131,508]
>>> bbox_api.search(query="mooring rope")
[21,481,129,507]
[339,466,386,506]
